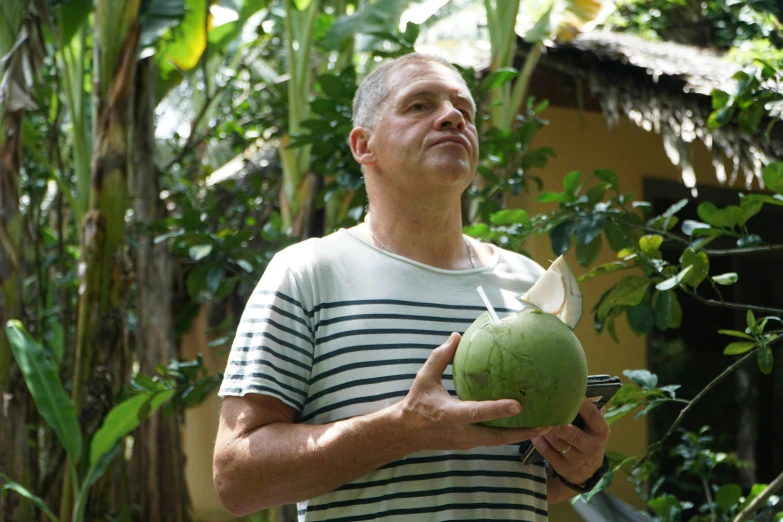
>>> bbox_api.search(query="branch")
[686,290,783,316]
[702,244,783,256]
[732,467,783,522]
[163,46,259,172]
[648,335,783,453]
[610,217,783,257]
[163,88,217,171]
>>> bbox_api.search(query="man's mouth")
[432,136,470,151]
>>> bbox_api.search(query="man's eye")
[410,103,426,111]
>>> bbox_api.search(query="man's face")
[362,61,479,192]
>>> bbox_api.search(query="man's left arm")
[531,398,611,504]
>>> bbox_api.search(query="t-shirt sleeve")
[218,252,314,411]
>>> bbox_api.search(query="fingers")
[417,333,460,381]
[578,398,611,440]
[532,435,567,468]
[450,398,522,424]
[544,433,575,456]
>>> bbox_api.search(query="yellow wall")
[515,105,737,521]
[185,106,736,521]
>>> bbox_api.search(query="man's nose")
[435,103,465,131]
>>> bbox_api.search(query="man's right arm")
[213,332,551,516]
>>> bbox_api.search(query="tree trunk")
[127,57,191,522]
[0,106,37,522]
[64,11,141,520]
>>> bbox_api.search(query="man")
[213,53,610,521]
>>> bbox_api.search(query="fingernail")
[508,404,521,415]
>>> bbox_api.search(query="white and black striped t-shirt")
[219,227,550,521]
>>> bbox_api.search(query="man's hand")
[396,332,551,452]
[531,397,610,486]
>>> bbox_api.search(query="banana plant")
[0,2,40,520]
[3,321,173,522]
[280,0,321,233]
[484,0,611,131]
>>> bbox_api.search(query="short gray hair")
[352,53,469,129]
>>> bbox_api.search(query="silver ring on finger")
[560,444,572,455]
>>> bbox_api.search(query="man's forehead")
[388,62,473,103]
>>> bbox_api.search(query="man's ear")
[349,127,376,167]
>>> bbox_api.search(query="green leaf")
[578,261,628,283]
[206,265,224,294]
[623,369,658,389]
[607,315,619,343]
[611,384,644,406]
[712,272,738,285]
[738,102,764,133]
[598,276,650,320]
[627,303,655,334]
[72,441,125,522]
[719,206,746,228]
[737,234,762,248]
[479,68,517,93]
[54,0,91,46]
[655,265,692,291]
[323,0,416,50]
[747,310,757,330]
[293,0,311,10]
[669,293,682,328]
[139,0,186,47]
[712,89,730,110]
[490,209,529,226]
[594,168,619,189]
[757,343,773,374]
[697,202,718,225]
[715,483,742,514]
[724,342,758,355]
[586,182,610,204]
[563,170,582,195]
[155,0,209,98]
[681,248,709,287]
[639,234,663,254]
[463,223,490,239]
[719,330,756,340]
[576,235,602,267]
[663,198,688,219]
[0,474,59,522]
[682,220,712,236]
[550,221,575,255]
[536,192,568,203]
[739,198,763,226]
[775,513,783,522]
[744,193,783,207]
[4,321,82,463]
[604,221,629,251]
[762,162,783,194]
[524,3,553,42]
[575,214,605,245]
[236,259,254,273]
[648,494,681,519]
[604,402,637,425]
[90,389,175,467]
[189,244,213,261]
[186,263,210,298]
[655,291,672,331]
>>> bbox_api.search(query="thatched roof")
[523,31,783,194]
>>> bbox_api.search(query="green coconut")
[452,308,588,428]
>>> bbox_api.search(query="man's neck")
[363,194,475,271]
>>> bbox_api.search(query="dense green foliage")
[1,1,782,521]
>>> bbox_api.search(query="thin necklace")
[366,224,477,269]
